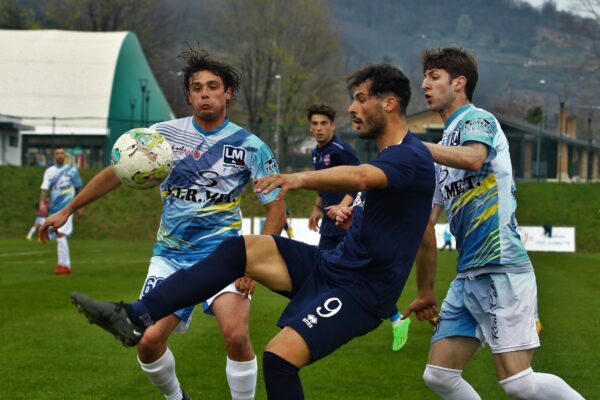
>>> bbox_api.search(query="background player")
[404,47,583,400]
[41,49,286,400]
[39,147,83,274]
[71,63,435,400]
[306,103,411,351]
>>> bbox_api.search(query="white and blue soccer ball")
[111,128,173,189]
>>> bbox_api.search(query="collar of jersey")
[316,135,338,152]
[444,103,473,130]
[192,116,230,136]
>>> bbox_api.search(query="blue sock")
[127,236,247,326]
[263,351,304,400]
[390,310,402,323]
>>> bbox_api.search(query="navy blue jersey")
[312,136,361,238]
[320,132,435,318]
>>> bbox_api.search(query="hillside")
[2,166,599,251]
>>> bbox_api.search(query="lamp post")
[274,74,282,162]
[140,79,148,126]
[145,90,151,127]
[558,97,566,183]
[129,98,136,128]
[536,79,546,181]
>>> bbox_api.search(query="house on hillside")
[407,109,600,182]
[0,29,173,167]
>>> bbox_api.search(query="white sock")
[423,364,481,400]
[27,226,36,238]
[500,367,584,399]
[56,236,71,268]
[226,356,258,400]
[138,348,183,400]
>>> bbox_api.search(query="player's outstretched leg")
[390,311,411,351]
[71,292,146,346]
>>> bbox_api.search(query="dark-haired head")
[421,47,478,101]
[179,47,240,103]
[306,104,336,122]
[346,64,411,115]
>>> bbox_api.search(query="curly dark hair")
[346,64,411,115]
[306,104,336,122]
[179,47,240,102]
[421,47,478,101]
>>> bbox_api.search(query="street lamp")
[145,90,151,126]
[129,98,136,128]
[274,74,282,162]
[536,79,546,181]
[140,79,148,126]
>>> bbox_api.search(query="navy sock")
[263,351,304,400]
[127,236,247,326]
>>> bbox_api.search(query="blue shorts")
[317,234,344,251]
[273,236,382,362]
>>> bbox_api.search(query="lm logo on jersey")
[223,145,246,168]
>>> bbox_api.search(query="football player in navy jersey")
[70,64,435,399]
[42,48,286,400]
[404,47,583,400]
[306,103,411,352]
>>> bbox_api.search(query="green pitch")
[1,238,597,399]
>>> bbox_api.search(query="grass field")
[1,238,597,399]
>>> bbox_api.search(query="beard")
[358,105,386,140]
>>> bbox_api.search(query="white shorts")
[48,215,73,239]
[140,256,250,333]
[432,271,540,353]
[34,216,46,226]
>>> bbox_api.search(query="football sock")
[57,236,71,268]
[423,365,481,400]
[138,348,183,400]
[500,368,584,399]
[226,356,258,400]
[128,236,247,326]
[27,226,36,238]
[390,311,402,325]
[263,351,304,400]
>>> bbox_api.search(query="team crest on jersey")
[352,192,366,209]
[263,158,278,173]
[323,154,331,166]
[193,149,201,160]
[223,145,246,167]
[447,127,461,146]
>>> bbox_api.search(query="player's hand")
[402,291,438,322]
[334,206,353,230]
[308,208,321,232]
[325,204,344,220]
[254,173,301,201]
[235,276,256,298]
[39,209,70,243]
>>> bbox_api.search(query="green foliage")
[0,0,38,29]
[0,239,597,398]
[525,106,543,125]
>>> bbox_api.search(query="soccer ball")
[111,128,173,189]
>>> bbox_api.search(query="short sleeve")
[368,146,416,191]
[336,148,361,167]
[250,142,280,204]
[40,169,50,190]
[461,112,497,161]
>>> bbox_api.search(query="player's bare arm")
[254,163,388,200]
[403,204,443,321]
[39,167,121,242]
[308,195,322,232]
[424,141,488,171]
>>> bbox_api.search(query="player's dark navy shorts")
[272,235,383,362]
[317,234,344,251]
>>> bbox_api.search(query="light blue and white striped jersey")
[41,164,83,214]
[433,104,529,273]
[150,116,280,260]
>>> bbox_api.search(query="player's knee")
[222,327,250,354]
[137,330,167,355]
[500,368,535,398]
[423,364,461,393]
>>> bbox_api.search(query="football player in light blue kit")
[39,147,83,274]
[404,47,583,400]
[41,49,286,400]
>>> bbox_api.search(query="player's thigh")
[428,336,481,369]
[265,326,311,368]
[211,291,251,336]
[493,349,534,380]
[244,235,292,292]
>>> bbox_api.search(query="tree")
[573,0,600,66]
[214,0,345,166]
[456,13,472,39]
[0,0,38,29]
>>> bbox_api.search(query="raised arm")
[424,141,488,171]
[39,167,121,242]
